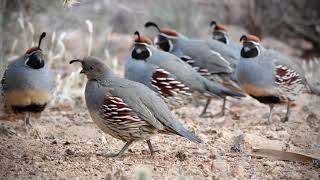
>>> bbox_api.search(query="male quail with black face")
[236,35,320,123]
[125,31,244,111]
[210,20,241,54]
[144,22,244,117]
[70,57,202,157]
[1,32,54,129]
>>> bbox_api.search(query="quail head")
[236,34,319,123]
[1,32,54,130]
[125,31,244,112]
[144,22,244,117]
[210,20,241,53]
[70,56,202,157]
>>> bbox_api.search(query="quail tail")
[203,78,245,98]
[169,125,203,144]
[309,84,320,96]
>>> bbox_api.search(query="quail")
[125,31,244,112]
[210,20,241,54]
[1,32,54,129]
[144,22,244,117]
[236,34,320,123]
[69,56,202,157]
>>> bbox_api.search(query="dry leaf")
[251,148,320,167]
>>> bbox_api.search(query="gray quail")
[1,32,54,130]
[125,31,244,112]
[236,34,320,123]
[144,22,244,117]
[69,56,202,157]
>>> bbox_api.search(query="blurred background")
[0,0,319,107]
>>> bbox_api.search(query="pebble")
[65,149,75,156]
[231,166,245,180]
[213,160,230,173]
[263,161,276,167]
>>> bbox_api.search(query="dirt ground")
[0,93,319,179]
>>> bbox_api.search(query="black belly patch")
[12,104,47,113]
[250,95,283,104]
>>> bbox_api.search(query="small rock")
[263,160,275,167]
[271,166,282,177]
[176,151,187,161]
[63,141,71,145]
[276,161,286,167]
[65,149,75,156]
[231,166,245,180]
[100,136,107,144]
[209,154,216,160]
[213,160,230,173]
[141,149,148,155]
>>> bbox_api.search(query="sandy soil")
[0,94,319,179]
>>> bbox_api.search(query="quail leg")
[213,97,227,117]
[104,141,133,158]
[147,140,158,156]
[199,98,226,118]
[199,98,212,117]
[281,102,291,122]
[266,104,274,125]
[24,113,32,129]
[24,113,42,139]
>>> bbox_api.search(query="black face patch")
[132,44,151,60]
[250,95,282,104]
[217,37,227,44]
[241,42,260,58]
[26,51,45,69]
[156,35,171,52]
[213,32,228,44]
[12,103,47,113]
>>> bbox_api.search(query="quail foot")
[1,32,54,137]
[70,57,202,157]
[125,31,244,113]
[236,35,320,124]
[144,22,244,117]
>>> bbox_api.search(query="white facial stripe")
[134,42,151,46]
[159,33,178,39]
[168,39,173,52]
[147,47,153,57]
[247,41,260,46]
[24,57,30,66]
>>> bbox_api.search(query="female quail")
[70,57,202,157]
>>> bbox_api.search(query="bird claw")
[103,153,122,158]
[199,111,225,118]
